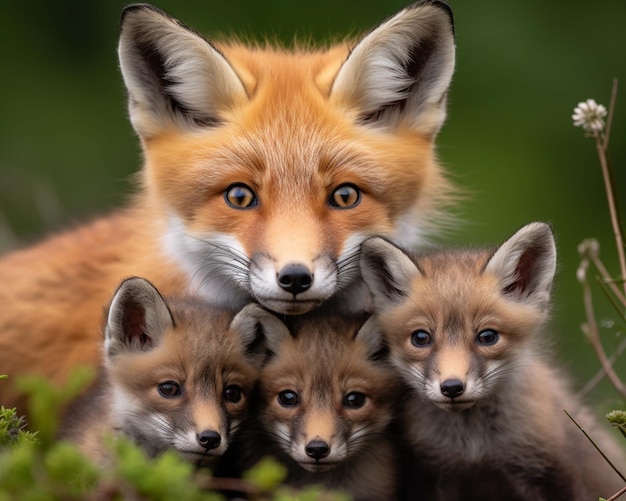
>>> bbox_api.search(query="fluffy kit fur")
[231,312,405,500]
[0,1,456,411]
[360,222,626,500]
[59,278,270,467]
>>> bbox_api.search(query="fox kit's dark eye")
[411,329,432,347]
[329,183,361,209]
[158,381,182,398]
[344,391,366,409]
[224,384,242,403]
[277,390,299,407]
[225,183,258,209]
[476,329,499,346]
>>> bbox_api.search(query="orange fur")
[0,209,186,411]
[0,3,456,412]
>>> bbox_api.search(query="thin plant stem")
[595,79,626,299]
[606,485,626,501]
[595,138,626,298]
[589,251,626,307]
[575,337,626,400]
[580,260,626,398]
[564,410,626,483]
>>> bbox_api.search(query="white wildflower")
[572,98,607,133]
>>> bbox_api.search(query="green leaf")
[16,366,94,447]
[44,441,99,495]
[244,456,288,492]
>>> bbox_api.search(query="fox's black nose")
[305,439,330,460]
[440,379,465,399]
[278,264,313,295]
[197,430,221,450]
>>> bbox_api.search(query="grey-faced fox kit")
[60,277,270,467]
[233,312,404,500]
[360,222,626,500]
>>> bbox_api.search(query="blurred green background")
[1,1,625,411]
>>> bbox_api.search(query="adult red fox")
[360,222,626,500]
[0,1,455,411]
[59,278,269,467]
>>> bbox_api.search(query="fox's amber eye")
[344,391,366,409]
[224,384,242,403]
[277,390,299,407]
[158,381,182,398]
[476,329,499,346]
[225,183,258,209]
[410,329,432,347]
[329,183,361,209]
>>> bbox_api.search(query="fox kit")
[234,312,404,500]
[360,222,626,501]
[0,2,456,411]
[60,277,270,466]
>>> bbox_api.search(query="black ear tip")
[526,222,555,246]
[120,3,166,27]
[360,237,376,254]
[360,236,388,254]
[428,1,454,20]
[117,276,156,294]
[407,0,454,30]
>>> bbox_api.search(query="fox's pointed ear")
[354,317,388,361]
[229,303,291,367]
[330,1,455,136]
[484,222,557,311]
[104,277,174,359]
[118,4,247,139]
[360,237,420,310]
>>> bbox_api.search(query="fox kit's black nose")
[197,430,221,450]
[278,264,313,295]
[440,379,465,399]
[305,439,330,460]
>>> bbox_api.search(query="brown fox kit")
[235,312,404,500]
[360,222,626,501]
[60,277,271,466]
[0,1,457,410]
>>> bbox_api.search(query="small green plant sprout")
[607,410,626,440]
[0,406,38,449]
[0,375,38,449]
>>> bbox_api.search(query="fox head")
[104,277,270,465]
[360,222,557,412]
[117,2,456,314]
[252,312,401,472]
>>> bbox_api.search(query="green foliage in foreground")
[0,374,350,501]
[1,372,623,500]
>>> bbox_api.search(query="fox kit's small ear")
[484,222,557,311]
[105,277,174,359]
[330,1,455,136]
[118,4,247,139]
[360,237,420,310]
[354,317,388,361]
[230,303,291,367]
